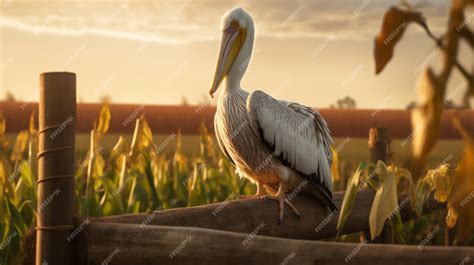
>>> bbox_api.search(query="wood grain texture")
[36,72,76,265]
[93,189,444,240]
[85,222,473,265]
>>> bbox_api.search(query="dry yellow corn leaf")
[10,130,29,161]
[130,115,153,158]
[173,131,186,164]
[411,68,444,178]
[91,154,105,179]
[0,111,6,135]
[97,103,111,135]
[111,136,129,159]
[375,5,426,74]
[0,112,6,152]
[446,118,474,243]
[0,156,14,196]
[87,130,105,179]
[111,136,129,174]
[131,153,147,175]
[424,164,454,202]
[331,147,341,184]
[199,122,216,160]
[29,111,37,135]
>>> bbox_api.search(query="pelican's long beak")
[209,24,246,98]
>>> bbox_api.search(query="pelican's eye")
[224,20,240,34]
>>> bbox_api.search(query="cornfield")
[3,102,471,265]
[0,104,257,265]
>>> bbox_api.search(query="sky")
[0,0,472,109]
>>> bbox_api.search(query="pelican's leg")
[265,182,301,223]
[238,181,266,199]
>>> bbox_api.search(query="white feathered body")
[215,88,332,195]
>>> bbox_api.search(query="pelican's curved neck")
[224,23,255,93]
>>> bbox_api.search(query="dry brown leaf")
[374,6,426,74]
[411,68,444,178]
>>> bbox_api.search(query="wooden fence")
[21,73,474,265]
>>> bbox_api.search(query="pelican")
[210,7,336,222]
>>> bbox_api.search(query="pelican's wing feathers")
[246,90,334,203]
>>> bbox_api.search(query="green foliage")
[337,161,415,242]
[336,162,369,235]
[0,107,254,264]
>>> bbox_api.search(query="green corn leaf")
[6,196,28,234]
[336,162,369,234]
[145,160,160,209]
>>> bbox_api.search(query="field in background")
[5,133,460,191]
[75,135,462,181]
[68,135,461,162]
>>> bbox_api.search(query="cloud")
[0,15,201,44]
[0,0,449,43]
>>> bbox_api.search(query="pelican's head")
[209,7,254,97]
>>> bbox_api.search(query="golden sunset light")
[1,0,470,108]
[1,1,474,265]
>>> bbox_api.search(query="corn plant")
[0,104,256,264]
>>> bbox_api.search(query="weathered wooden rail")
[2,101,473,138]
[92,190,441,241]
[83,223,472,265]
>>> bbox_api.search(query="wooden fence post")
[36,72,76,265]
[367,127,392,243]
[368,128,390,163]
